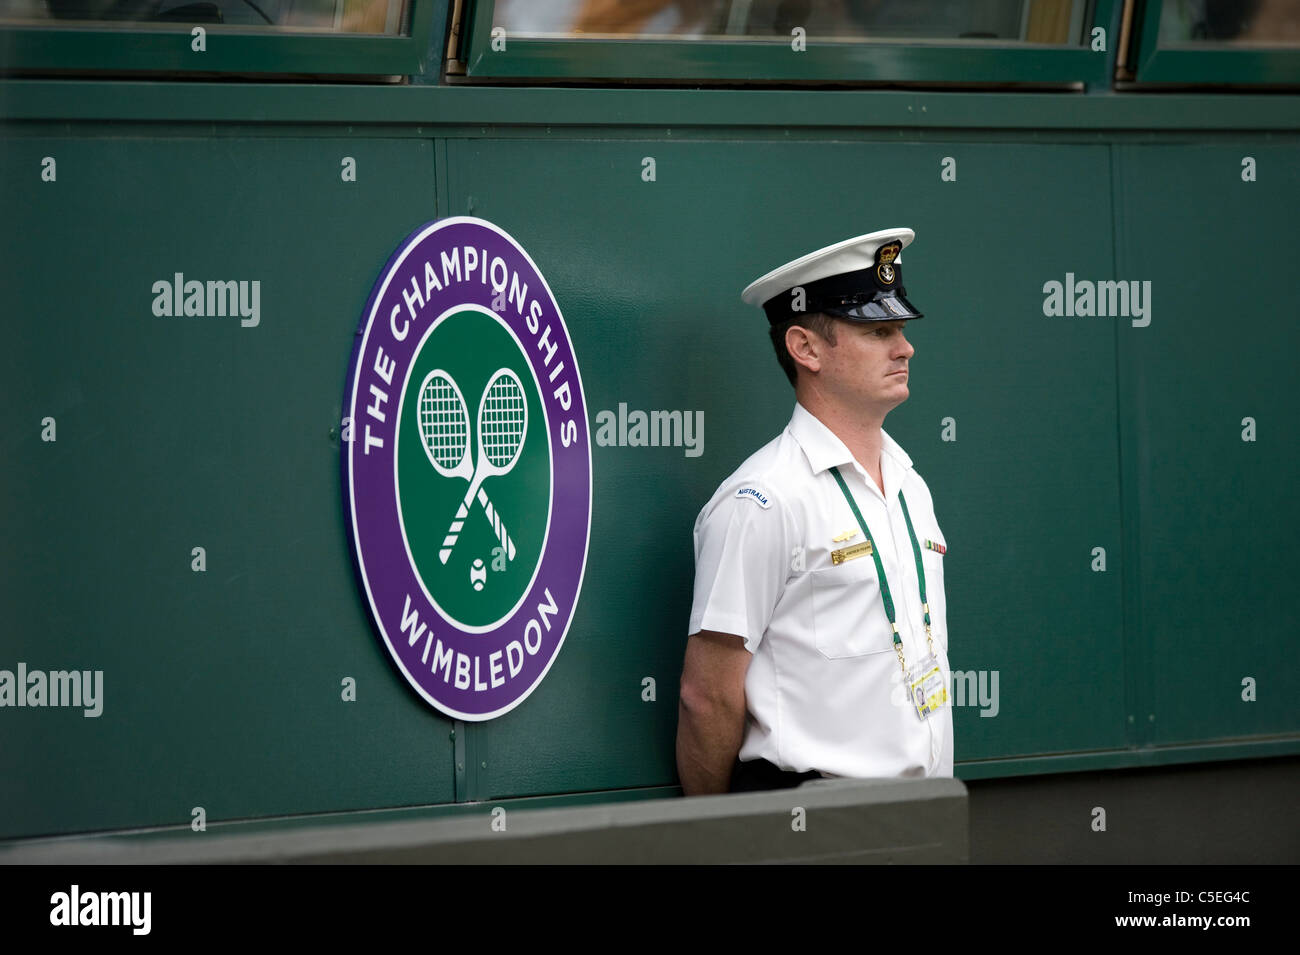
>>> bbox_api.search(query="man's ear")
[786,324,822,375]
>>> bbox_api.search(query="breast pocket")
[921,548,948,654]
[810,559,896,660]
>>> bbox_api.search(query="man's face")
[817,318,915,415]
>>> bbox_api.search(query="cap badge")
[875,241,901,286]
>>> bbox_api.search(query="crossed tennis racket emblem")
[417,367,527,566]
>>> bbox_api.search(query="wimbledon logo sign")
[343,217,592,720]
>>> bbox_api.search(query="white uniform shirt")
[689,402,953,778]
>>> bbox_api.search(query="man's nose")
[897,332,915,359]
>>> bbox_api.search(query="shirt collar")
[788,402,913,476]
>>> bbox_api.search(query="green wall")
[1,75,1298,839]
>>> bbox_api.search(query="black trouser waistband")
[729,758,822,793]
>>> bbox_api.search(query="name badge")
[907,653,949,721]
[830,541,873,565]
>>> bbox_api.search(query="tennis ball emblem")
[345,216,592,721]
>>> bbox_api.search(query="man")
[676,228,952,796]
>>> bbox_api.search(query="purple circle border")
[342,217,592,721]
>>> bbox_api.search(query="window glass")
[492,0,1089,45]
[0,0,408,34]
[1157,0,1300,47]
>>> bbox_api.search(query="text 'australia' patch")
[343,217,592,721]
[735,486,772,509]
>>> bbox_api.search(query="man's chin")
[885,387,909,411]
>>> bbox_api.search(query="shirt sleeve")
[688,480,793,654]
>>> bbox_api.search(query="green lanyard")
[829,465,934,673]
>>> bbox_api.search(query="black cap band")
[761,263,924,325]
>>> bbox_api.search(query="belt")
[729,758,822,793]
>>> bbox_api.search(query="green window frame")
[1130,0,1300,86]
[0,0,443,76]
[460,0,1121,87]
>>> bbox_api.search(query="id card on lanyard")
[829,466,949,721]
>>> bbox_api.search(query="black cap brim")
[826,291,923,322]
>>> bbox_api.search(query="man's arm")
[676,630,752,796]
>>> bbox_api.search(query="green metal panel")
[956,737,1300,780]
[3,81,1299,131]
[0,134,454,839]
[0,0,445,77]
[887,143,1128,763]
[462,0,1118,86]
[1113,144,1300,745]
